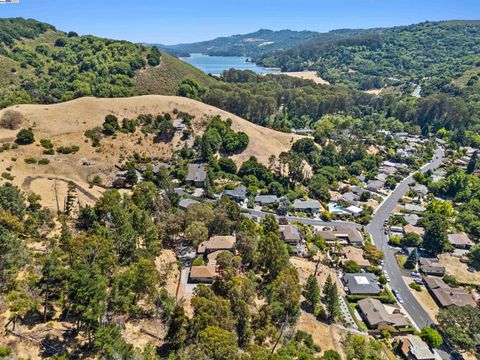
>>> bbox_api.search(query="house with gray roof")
[223,185,247,202]
[178,198,199,210]
[343,273,381,295]
[293,199,323,213]
[339,192,359,206]
[366,180,385,192]
[404,204,427,213]
[254,195,279,206]
[186,164,207,187]
[398,335,441,360]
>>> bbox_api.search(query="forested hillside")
[257,21,480,94]
[0,18,214,108]
[161,28,368,57]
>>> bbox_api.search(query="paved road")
[366,147,444,330]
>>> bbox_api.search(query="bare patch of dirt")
[438,253,480,286]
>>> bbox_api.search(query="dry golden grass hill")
[0,95,303,210]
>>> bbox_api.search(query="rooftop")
[448,233,474,248]
[186,163,207,184]
[343,273,381,295]
[190,265,216,279]
[358,298,409,328]
[197,235,236,254]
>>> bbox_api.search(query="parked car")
[414,278,423,285]
[410,271,421,277]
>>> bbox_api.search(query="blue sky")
[0,0,479,44]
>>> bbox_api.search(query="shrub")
[409,282,422,291]
[24,157,37,164]
[38,158,50,165]
[43,148,55,155]
[0,110,23,130]
[15,128,35,145]
[103,114,119,135]
[40,138,54,149]
[343,260,361,273]
[1,143,10,151]
[192,258,205,266]
[56,145,80,154]
[0,346,11,357]
[1,172,14,181]
[443,274,459,288]
[84,127,102,147]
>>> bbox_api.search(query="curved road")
[366,146,444,330]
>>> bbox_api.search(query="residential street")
[366,146,444,330]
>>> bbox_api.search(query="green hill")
[159,28,368,57]
[0,18,215,108]
[256,20,480,94]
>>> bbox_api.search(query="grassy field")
[135,51,218,95]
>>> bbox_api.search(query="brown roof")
[358,298,409,328]
[404,224,425,236]
[279,225,301,243]
[315,227,363,245]
[424,276,449,290]
[424,277,476,308]
[431,287,476,308]
[448,233,474,247]
[197,235,236,254]
[335,227,364,244]
[419,258,445,275]
[190,265,216,279]
[342,246,371,267]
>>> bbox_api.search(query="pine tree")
[323,275,340,323]
[304,275,321,313]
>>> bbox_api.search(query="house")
[366,180,385,192]
[186,164,207,187]
[375,173,388,182]
[152,163,171,174]
[342,246,370,267]
[404,213,420,226]
[189,265,216,283]
[279,225,302,244]
[350,186,367,196]
[403,224,425,237]
[339,192,359,206]
[336,227,364,246]
[404,204,427,213]
[419,258,445,276]
[343,273,381,295]
[398,335,441,360]
[197,235,236,255]
[424,276,476,308]
[293,199,323,213]
[178,198,199,210]
[357,298,409,329]
[412,184,428,196]
[379,166,397,176]
[223,185,247,202]
[172,119,187,131]
[316,227,364,246]
[448,233,474,249]
[254,195,279,206]
[345,205,363,217]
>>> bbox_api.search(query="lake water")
[180,53,280,75]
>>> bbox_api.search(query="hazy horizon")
[0,0,479,44]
